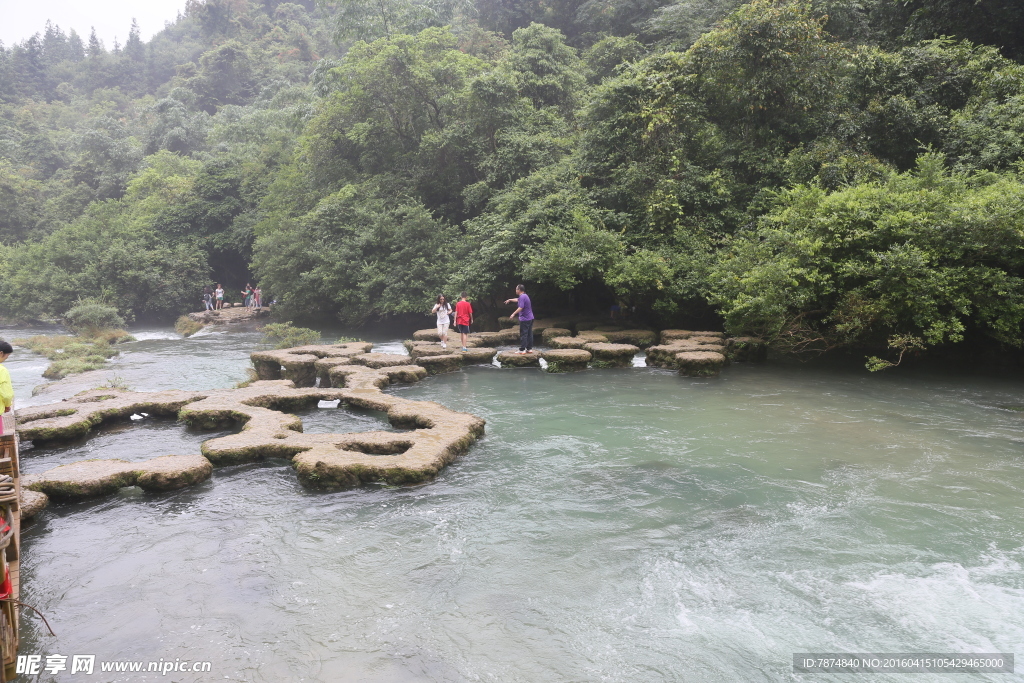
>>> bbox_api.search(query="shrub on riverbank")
[263,323,321,349]
[64,303,126,336]
[710,156,1024,366]
[15,335,129,379]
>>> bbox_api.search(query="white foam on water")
[371,340,409,355]
[129,331,181,341]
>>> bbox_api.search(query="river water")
[3,325,1024,682]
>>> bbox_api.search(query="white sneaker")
[442,343,447,349]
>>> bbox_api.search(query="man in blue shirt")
[505,284,535,354]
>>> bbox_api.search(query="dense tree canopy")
[2,0,1024,365]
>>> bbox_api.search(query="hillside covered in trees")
[2,0,1024,363]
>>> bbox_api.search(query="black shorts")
[455,324,471,334]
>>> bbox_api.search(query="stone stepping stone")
[599,329,657,347]
[412,328,441,341]
[540,349,591,372]
[659,329,695,342]
[582,342,639,368]
[675,350,727,377]
[460,347,497,364]
[549,331,609,349]
[496,350,541,367]
[16,343,490,494]
[23,454,213,501]
[647,340,727,367]
[727,336,767,362]
[416,354,463,374]
[354,353,414,369]
[20,490,48,521]
[541,327,572,345]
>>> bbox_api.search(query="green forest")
[2,0,1024,362]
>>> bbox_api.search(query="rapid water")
[4,326,1024,682]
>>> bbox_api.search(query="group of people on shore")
[203,283,262,311]
[431,285,535,354]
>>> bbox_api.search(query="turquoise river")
[3,325,1023,682]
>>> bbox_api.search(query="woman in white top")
[431,295,452,349]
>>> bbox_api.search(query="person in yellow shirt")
[0,341,13,413]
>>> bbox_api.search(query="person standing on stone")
[0,341,13,414]
[431,295,453,349]
[454,292,474,352]
[253,285,262,309]
[203,286,214,311]
[215,284,225,309]
[505,284,534,354]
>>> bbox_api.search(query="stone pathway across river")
[12,326,765,514]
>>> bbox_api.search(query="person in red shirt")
[454,292,474,352]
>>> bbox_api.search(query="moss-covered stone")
[675,350,727,377]
[496,350,541,367]
[20,489,48,520]
[354,353,415,369]
[16,389,206,442]
[600,329,657,347]
[493,327,522,345]
[550,331,609,349]
[313,357,355,387]
[459,347,497,364]
[406,344,444,360]
[540,349,591,372]
[549,336,588,349]
[688,335,725,345]
[24,454,213,501]
[727,336,768,362]
[530,318,573,334]
[582,342,639,368]
[19,343,489,495]
[541,327,572,345]
[467,331,503,347]
[659,330,694,342]
[416,354,464,375]
[413,328,441,341]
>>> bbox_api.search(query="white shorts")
[437,322,449,336]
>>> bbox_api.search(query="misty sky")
[0,0,187,48]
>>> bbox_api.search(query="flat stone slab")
[582,342,639,367]
[415,354,463,375]
[16,342,489,493]
[540,349,591,372]
[459,347,497,364]
[496,350,541,367]
[689,335,726,345]
[600,329,657,347]
[659,330,694,342]
[24,454,213,501]
[728,336,768,362]
[353,353,414,369]
[413,328,442,341]
[675,350,727,377]
[467,332,503,347]
[549,331,609,349]
[541,327,572,345]
[187,307,270,326]
[20,490,48,520]
[646,340,726,367]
